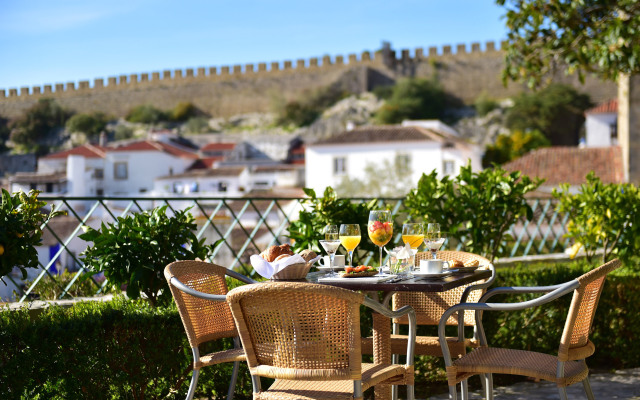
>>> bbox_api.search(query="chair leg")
[460,380,469,400]
[226,361,240,400]
[582,376,595,400]
[391,384,398,400]
[557,386,569,400]
[448,385,458,400]
[406,384,415,400]
[186,368,199,400]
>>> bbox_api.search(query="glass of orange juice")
[402,223,424,271]
[339,224,361,269]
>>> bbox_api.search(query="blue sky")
[0,0,508,91]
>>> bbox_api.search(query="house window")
[443,160,455,175]
[333,157,347,175]
[45,183,53,193]
[94,168,104,180]
[218,182,228,192]
[96,189,104,196]
[610,122,618,144]
[396,153,411,170]
[30,183,37,190]
[114,162,128,180]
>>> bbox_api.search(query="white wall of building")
[305,141,480,195]
[153,169,251,197]
[585,113,618,147]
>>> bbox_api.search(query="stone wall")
[0,42,618,119]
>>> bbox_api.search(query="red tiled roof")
[110,140,198,159]
[42,144,107,159]
[188,157,223,169]
[201,142,236,151]
[312,125,467,147]
[585,99,618,115]
[502,146,625,185]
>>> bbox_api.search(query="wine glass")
[319,225,341,276]
[402,223,424,270]
[425,223,446,259]
[339,224,361,269]
[368,210,393,269]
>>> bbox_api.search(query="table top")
[305,269,492,293]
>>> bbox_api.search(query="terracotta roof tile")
[189,157,223,169]
[312,125,459,146]
[110,140,198,159]
[201,142,236,151]
[585,99,618,115]
[41,144,107,159]
[503,146,625,185]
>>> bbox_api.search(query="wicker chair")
[226,281,417,400]
[362,251,493,367]
[164,260,257,400]
[439,258,622,400]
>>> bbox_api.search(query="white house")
[584,99,618,147]
[152,166,251,197]
[305,123,481,195]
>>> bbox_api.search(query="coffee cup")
[319,255,345,268]
[420,259,449,274]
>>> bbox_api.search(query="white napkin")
[386,243,414,260]
[250,254,319,279]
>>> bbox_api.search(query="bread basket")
[271,261,313,280]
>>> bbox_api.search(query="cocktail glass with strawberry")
[368,210,393,269]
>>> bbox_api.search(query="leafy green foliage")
[473,91,499,117]
[287,187,380,266]
[0,296,254,400]
[184,116,210,134]
[276,85,349,127]
[65,112,109,139]
[498,0,640,87]
[506,84,591,146]
[125,104,168,124]
[9,98,71,155]
[170,102,199,122]
[114,124,135,140]
[0,116,10,152]
[335,154,414,197]
[375,78,447,124]
[404,163,543,261]
[553,173,640,268]
[482,129,550,167]
[79,206,218,307]
[0,189,65,281]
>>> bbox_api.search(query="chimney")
[99,132,107,147]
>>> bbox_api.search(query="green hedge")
[1,262,637,399]
[0,296,253,400]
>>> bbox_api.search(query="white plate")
[317,265,345,272]
[412,270,453,278]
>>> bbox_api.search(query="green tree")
[375,78,447,124]
[474,91,499,116]
[184,116,210,134]
[335,154,414,197]
[497,0,640,87]
[505,84,591,146]
[0,116,10,152]
[9,98,71,154]
[482,129,550,167]
[114,124,135,141]
[404,163,543,262]
[275,84,349,127]
[65,112,109,140]
[170,102,198,122]
[125,104,167,124]
[553,173,640,267]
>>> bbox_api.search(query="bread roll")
[260,244,294,262]
[299,249,317,263]
[450,259,464,269]
[464,259,479,267]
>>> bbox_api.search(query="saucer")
[317,265,345,272]
[413,270,453,279]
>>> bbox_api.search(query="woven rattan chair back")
[393,251,491,326]
[558,258,622,362]
[165,260,238,348]
[227,282,366,381]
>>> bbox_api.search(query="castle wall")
[0,42,617,120]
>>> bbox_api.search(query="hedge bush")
[1,261,636,399]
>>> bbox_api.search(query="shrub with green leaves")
[375,78,447,124]
[553,173,640,268]
[79,206,218,307]
[0,189,65,281]
[404,164,543,261]
[288,187,381,265]
[125,104,168,124]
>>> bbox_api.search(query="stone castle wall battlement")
[0,41,506,98]
[0,41,617,119]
